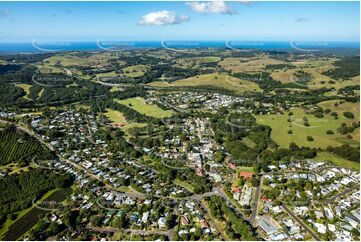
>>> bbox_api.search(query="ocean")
[0,41,359,53]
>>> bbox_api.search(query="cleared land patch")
[15,84,31,99]
[103,109,127,123]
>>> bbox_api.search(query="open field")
[270,69,297,83]
[255,107,359,149]
[148,73,261,94]
[175,56,221,69]
[122,64,149,77]
[313,151,359,171]
[115,97,173,118]
[318,100,360,118]
[103,109,127,123]
[15,84,31,99]
[219,55,286,72]
[36,64,65,74]
[236,166,254,173]
[43,52,118,68]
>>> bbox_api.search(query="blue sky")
[0,1,359,42]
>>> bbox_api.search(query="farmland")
[0,126,54,165]
[2,188,73,241]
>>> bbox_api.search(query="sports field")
[115,97,173,118]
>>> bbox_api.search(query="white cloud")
[139,10,190,26]
[186,1,237,15]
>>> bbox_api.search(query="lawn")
[313,151,359,171]
[236,166,254,173]
[148,73,261,94]
[115,97,173,118]
[15,84,31,100]
[255,107,359,149]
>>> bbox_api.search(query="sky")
[0,1,359,42]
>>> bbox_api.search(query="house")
[313,223,327,234]
[158,217,166,228]
[257,216,280,236]
[239,171,253,179]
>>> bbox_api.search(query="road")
[216,186,250,222]
[326,185,359,203]
[281,204,321,241]
[249,175,263,226]
[87,225,169,236]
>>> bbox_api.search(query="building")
[258,216,280,236]
[239,171,254,179]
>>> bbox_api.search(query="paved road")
[326,185,359,203]
[249,175,263,226]
[87,225,168,236]
[281,204,321,241]
[216,186,250,222]
[200,203,227,241]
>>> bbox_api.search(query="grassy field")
[256,107,359,149]
[115,97,173,118]
[270,69,297,84]
[103,109,127,123]
[318,100,360,118]
[175,56,221,69]
[110,86,122,92]
[219,55,286,72]
[15,84,31,100]
[36,64,65,74]
[148,73,261,94]
[121,64,149,77]
[236,166,254,173]
[313,151,359,171]
[43,52,117,68]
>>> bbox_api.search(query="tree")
[250,177,259,187]
[343,111,355,119]
[306,136,314,141]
